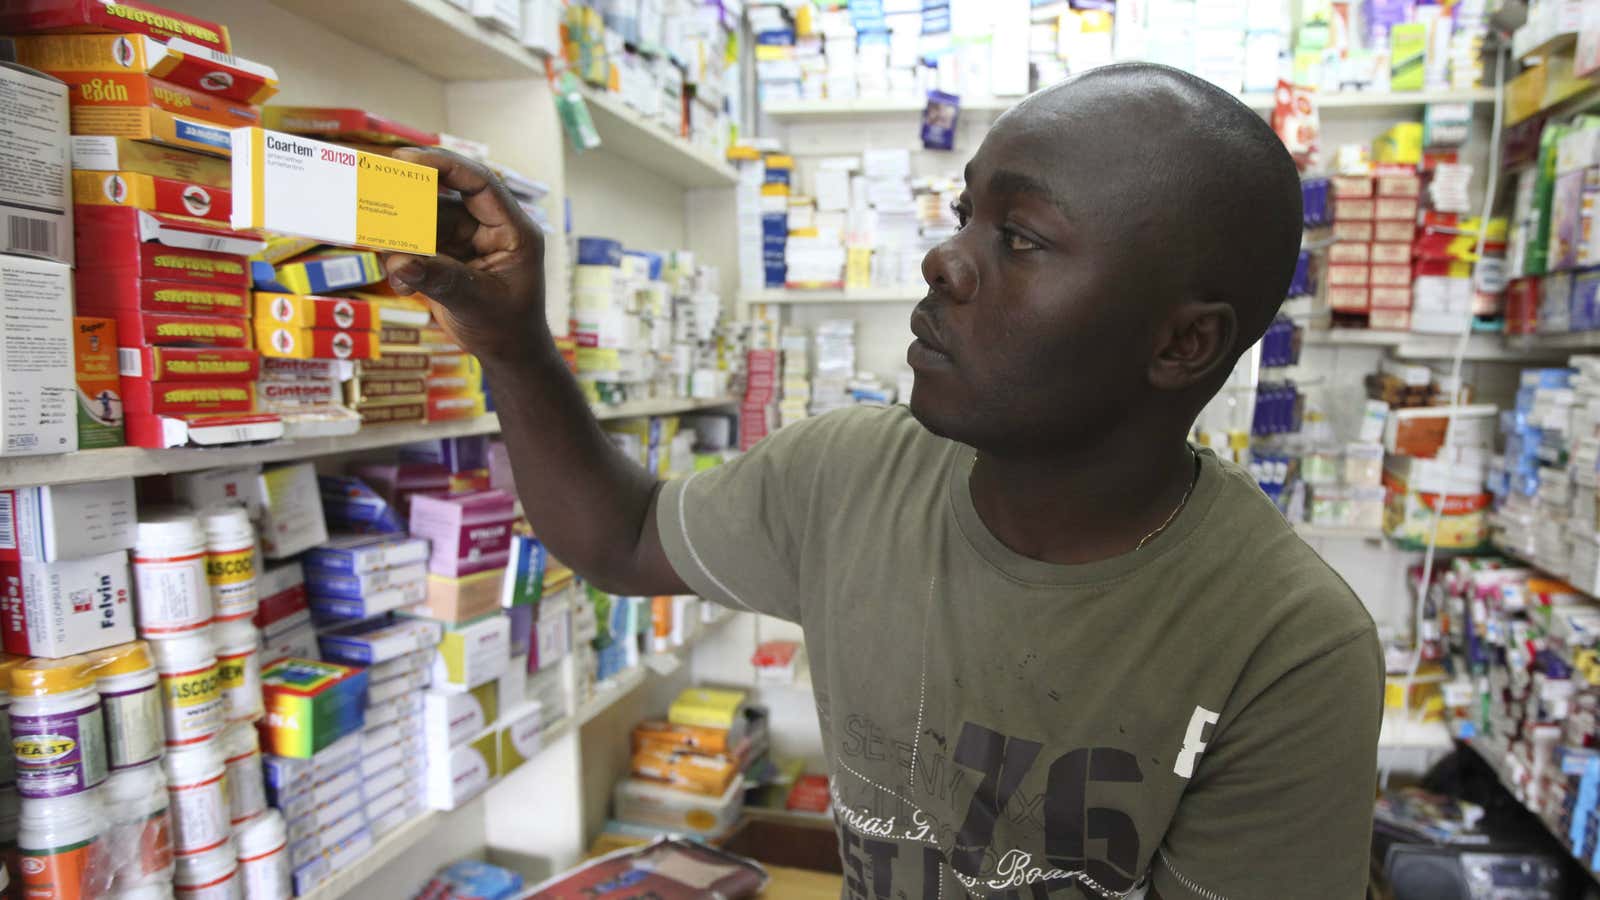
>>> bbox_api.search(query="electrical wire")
[1379,41,1509,790]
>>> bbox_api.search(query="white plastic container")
[212,619,262,724]
[162,740,230,856]
[103,760,176,889]
[217,722,265,826]
[18,790,108,898]
[173,839,240,899]
[114,882,177,899]
[90,640,166,770]
[234,810,289,900]
[0,655,24,786]
[10,658,108,798]
[202,508,258,623]
[134,512,213,637]
[149,630,224,747]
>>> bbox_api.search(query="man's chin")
[907,387,960,441]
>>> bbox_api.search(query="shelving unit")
[579,87,740,188]
[762,88,1498,120]
[269,0,548,80]
[1303,329,1567,361]
[742,287,922,304]
[1507,332,1600,352]
[0,397,737,489]
[1294,523,1387,540]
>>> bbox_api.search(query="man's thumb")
[384,254,473,304]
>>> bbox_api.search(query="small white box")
[172,465,265,520]
[0,256,75,457]
[424,680,499,751]
[0,479,136,562]
[431,613,510,693]
[496,703,545,775]
[426,732,499,810]
[259,463,328,559]
[497,657,528,710]
[471,0,521,33]
[0,550,134,657]
[613,775,743,836]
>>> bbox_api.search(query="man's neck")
[968,434,1198,566]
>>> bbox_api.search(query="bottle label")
[12,701,106,799]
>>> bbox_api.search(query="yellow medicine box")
[230,127,437,255]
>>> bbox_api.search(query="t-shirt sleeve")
[1152,626,1383,900]
[655,408,865,623]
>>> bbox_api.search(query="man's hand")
[382,147,547,364]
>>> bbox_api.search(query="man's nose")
[920,238,977,304]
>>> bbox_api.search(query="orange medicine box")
[73,206,261,285]
[76,274,248,318]
[71,136,230,187]
[632,720,731,755]
[253,293,374,331]
[55,70,259,129]
[118,346,259,382]
[122,378,254,415]
[72,170,230,224]
[0,2,232,53]
[8,34,277,105]
[73,317,124,449]
[427,394,485,422]
[65,103,233,157]
[630,745,739,796]
[260,107,439,146]
[357,397,426,426]
[110,309,252,347]
[255,323,378,361]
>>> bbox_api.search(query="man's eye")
[1005,230,1040,251]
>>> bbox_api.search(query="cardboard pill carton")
[0,2,232,53]
[261,106,438,146]
[72,170,231,223]
[256,323,378,361]
[74,206,262,283]
[257,379,342,412]
[56,70,259,130]
[124,411,283,449]
[357,398,427,426]
[73,316,125,448]
[260,658,369,758]
[0,549,135,657]
[254,292,374,330]
[119,345,259,382]
[251,250,383,294]
[70,135,230,186]
[0,256,76,456]
[77,273,248,317]
[0,63,73,266]
[303,535,430,576]
[106,308,252,347]
[121,378,254,415]
[9,33,277,104]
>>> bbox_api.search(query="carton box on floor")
[432,613,510,693]
[0,478,135,562]
[70,135,230,186]
[73,317,124,449]
[0,549,135,656]
[0,62,73,266]
[0,256,76,456]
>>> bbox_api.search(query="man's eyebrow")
[986,168,1071,220]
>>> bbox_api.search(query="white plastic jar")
[173,839,239,900]
[113,882,177,899]
[201,508,258,624]
[10,658,108,799]
[162,740,229,856]
[103,760,176,890]
[212,619,262,724]
[148,630,224,747]
[233,810,289,900]
[217,722,265,826]
[18,790,108,899]
[89,641,166,770]
[134,512,213,638]
[0,654,24,787]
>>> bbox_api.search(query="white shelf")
[1294,523,1386,540]
[577,87,739,188]
[1506,331,1600,351]
[1302,329,1565,361]
[742,287,922,305]
[269,0,547,80]
[0,397,736,490]
[764,89,1497,120]
[299,805,452,900]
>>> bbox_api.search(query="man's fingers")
[383,253,485,307]
[393,146,524,232]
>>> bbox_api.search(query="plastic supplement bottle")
[134,512,213,638]
[18,790,110,899]
[216,723,264,827]
[201,509,257,624]
[172,839,238,900]
[89,641,165,770]
[233,811,288,900]
[211,620,261,724]
[9,657,107,799]
[112,881,176,899]
[148,630,224,748]
[161,741,229,857]
[102,760,175,890]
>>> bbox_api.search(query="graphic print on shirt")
[827,578,1153,899]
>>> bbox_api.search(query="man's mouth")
[909,306,953,366]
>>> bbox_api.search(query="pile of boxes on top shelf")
[569,236,735,408]
[1507,117,1600,338]
[561,0,737,157]
[442,0,562,59]
[613,686,769,839]
[1491,359,1600,599]
[0,0,554,454]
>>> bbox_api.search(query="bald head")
[1001,63,1304,361]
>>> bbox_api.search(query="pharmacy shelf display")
[577,86,740,188]
[742,287,925,305]
[0,397,736,490]
[270,0,549,80]
[297,609,740,900]
[762,88,1499,120]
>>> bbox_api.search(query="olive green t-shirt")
[657,405,1382,900]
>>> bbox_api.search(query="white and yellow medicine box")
[230,127,437,255]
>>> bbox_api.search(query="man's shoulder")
[765,404,946,460]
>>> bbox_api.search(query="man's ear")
[1148,300,1237,391]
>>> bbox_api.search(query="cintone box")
[0,478,136,562]
[77,273,249,317]
[74,206,262,283]
[231,128,438,255]
[0,63,73,267]
[104,308,252,347]
[71,135,230,186]
[0,2,232,53]
[9,34,278,105]
[261,107,439,146]
[73,316,124,449]
[1332,220,1374,243]
[119,345,259,382]
[254,293,374,330]
[257,379,341,412]
[72,170,231,223]
[121,378,254,415]
[256,323,378,361]
[0,256,76,456]
[0,549,135,657]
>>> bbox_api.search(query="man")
[385,62,1382,899]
